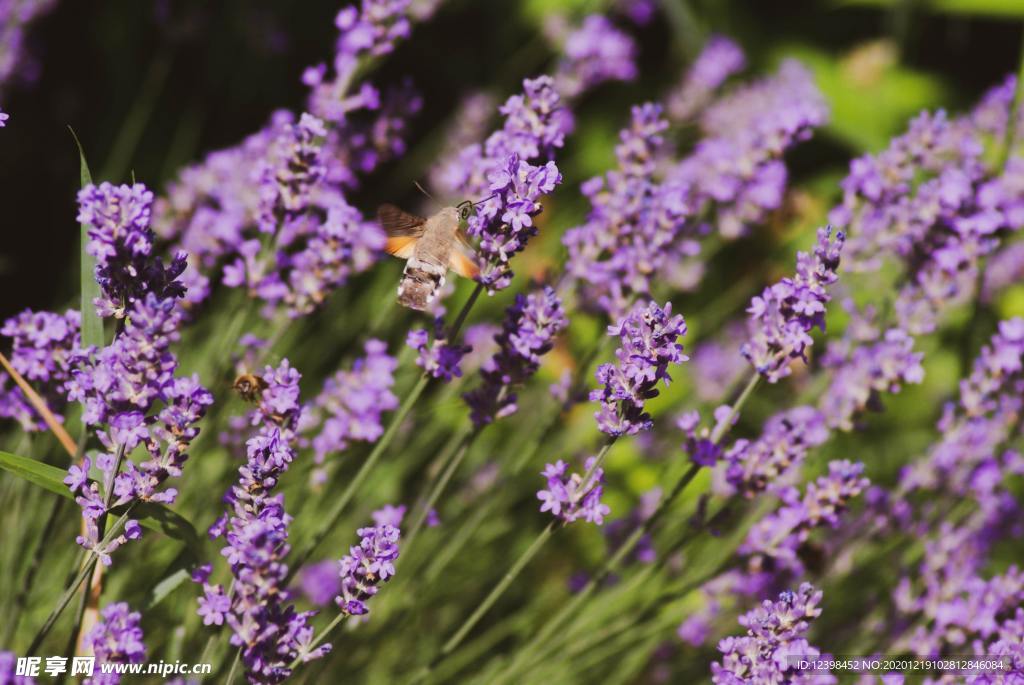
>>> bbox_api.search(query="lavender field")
[1,0,1023,683]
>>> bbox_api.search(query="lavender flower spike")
[591,300,688,436]
[537,457,611,526]
[82,602,147,685]
[406,319,470,383]
[77,182,187,318]
[742,226,844,383]
[0,651,34,684]
[336,524,401,616]
[463,285,568,426]
[437,76,566,292]
[712,583,835,684]
[204,359,328,683]
[552,15,638,98]
[0,308,80,432]
[0,109,8,127]
[666,35,745,122]
[301,339,398,469]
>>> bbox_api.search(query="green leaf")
[0,450,69,497]
[143,550,196,610]
[837,0,1024,18]
[69,127,104,350]
[0,450,202,551]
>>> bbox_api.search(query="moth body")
[379,203,480,311]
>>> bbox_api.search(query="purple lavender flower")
[77,182,187,318]
[298,560,343,608]
[614,0,656,25]
[722,407,830,497]
[741,226,844,383]
[471,154,563,292]
[0,0,58,89]
[740,461,870,574]
[551,15,637,98]
[671,60,827,239]
[666,35,745,122]
[0,109,7,127]
[820,327,924,431]
[255,112,328,233]
[406,321,470,382]
[537,457,611,526]
[315,0,412,117]
[334,80,423,178]
[64,295,212,561]
[982,241,1024,303]
[896,320,1024,511]
[590,300,688,436]
[0,308,80,432]
[959,318,1024,419]
[336,524,401,616]
[677,408,729,467]
[463,286,568,426]
[829,80,1024,335]
[434,76,565,292]
[219,114,385,317]
[712,583,834,684]
[371,503,407,528]
[0,650,34,684]
[459,323,501,374]
[204,359,328,683]
[82,602,146,685]
[300,339,398,467]
[154,0,414,318]
[564,103,689,317]
[690,321,746,403]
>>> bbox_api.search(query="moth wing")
[386,236,419,259]
[450,230,481,279]
[378,204,427,237]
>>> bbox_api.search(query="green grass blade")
[0,450,69,497]
[68,127,104,349]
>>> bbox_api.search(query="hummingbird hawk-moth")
[379,202,481,311]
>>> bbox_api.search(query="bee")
[233,372,268,402]
[379,201,481,311]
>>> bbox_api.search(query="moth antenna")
[414,181,436,203]
[471,193,498,206]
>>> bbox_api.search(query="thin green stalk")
[287,373,430,581]
[710,372,760,444]
[27,506,135,653]
[287,282,484,582]
[493,462,701,685]
[432,522,555,667]
[417,437,617,681]
[497,371,761,682]
[404,428,478,552]
[61,585,90,666]
[510,333,613,474]
[62,442,129,651]
[225,650,242,685]
[4,496,67,646]
[449,283,484,340]
[288,613,347,671]
[99,50,172,182]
